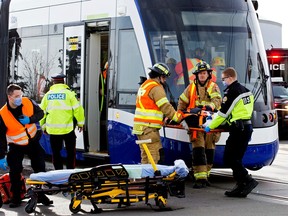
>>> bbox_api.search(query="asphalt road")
[1,141,288,216]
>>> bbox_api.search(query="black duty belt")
[242,120,252,125]
[233,119,252,125]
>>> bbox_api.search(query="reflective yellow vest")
[0,97,37,145]
[40,84,85,135]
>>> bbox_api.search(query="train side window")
[116,29,145,107]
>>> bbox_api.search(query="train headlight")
[269,113,273,122]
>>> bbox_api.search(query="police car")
[271,77,288,138]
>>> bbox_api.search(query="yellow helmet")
[149,63,171,77]
[193,61,212,75]
[212,56,225,67]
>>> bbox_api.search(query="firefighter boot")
[239,175,258,197]
[193,179,208,189]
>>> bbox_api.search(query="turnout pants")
[191,131,221,180]
[137,127,163,164]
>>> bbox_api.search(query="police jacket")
[209,80,254,129]
[132,78,183,135]
[40,83,85,135]
[0,97,44,158]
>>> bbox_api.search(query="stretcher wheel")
[156,196,167,209]
[25,199,37,214]
[69,202,81,214]
[158,200,165,209]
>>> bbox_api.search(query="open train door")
[63,21,110,162]
[83,21,110,162]
[63,24,86,153]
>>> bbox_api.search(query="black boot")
[205,179,211,187]
[225,175,258,198]
[9,196,22,208]
[193,179,207,189]
[225,183,245,197]
[239,175,258,197]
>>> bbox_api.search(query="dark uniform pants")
[50,130,76,170]
[223,123,253,183]
[7,131,46,201]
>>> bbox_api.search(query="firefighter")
[40,73,85,170]
[0,84,52,208]
[177,61,222,188]
[132,63,188,164]
[204,67,258,197]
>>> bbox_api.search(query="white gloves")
[180,120,190,131]
[203,115,212,128]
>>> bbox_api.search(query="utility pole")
[0,0,11,106]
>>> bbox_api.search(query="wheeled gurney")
[25,140,189,214]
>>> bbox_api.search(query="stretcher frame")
[24,139,186,214]
[165,110,226,140]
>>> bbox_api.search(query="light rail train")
[5,0,278,170]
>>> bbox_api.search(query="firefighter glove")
[0,157,8,171]
[180,120,190,132]
[19,115,30,125]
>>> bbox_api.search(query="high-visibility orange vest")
[134,80,164,128]
[187,80,216,109]
[0,97,37,145]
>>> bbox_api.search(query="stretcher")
[24,139,189,214]
[166,109,226,138]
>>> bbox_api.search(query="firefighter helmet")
[149,63,171,77]
[193,61,212,75]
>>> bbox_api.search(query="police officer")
[132,63,188,164]
[40,73,85,170]
[205,67,258,197]
[178,61,222,188]
[0,84,52,208]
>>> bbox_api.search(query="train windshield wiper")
[252,53,269,104]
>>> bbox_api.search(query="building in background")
[259,19,282,49]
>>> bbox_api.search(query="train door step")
[82,152,110,161]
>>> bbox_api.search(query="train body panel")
[108,108,279,169]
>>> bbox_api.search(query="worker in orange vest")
[0,84,53,208]
[132,63,188,164]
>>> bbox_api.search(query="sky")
[257,0,288,47]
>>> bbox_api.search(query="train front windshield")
[137,0,273,117]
